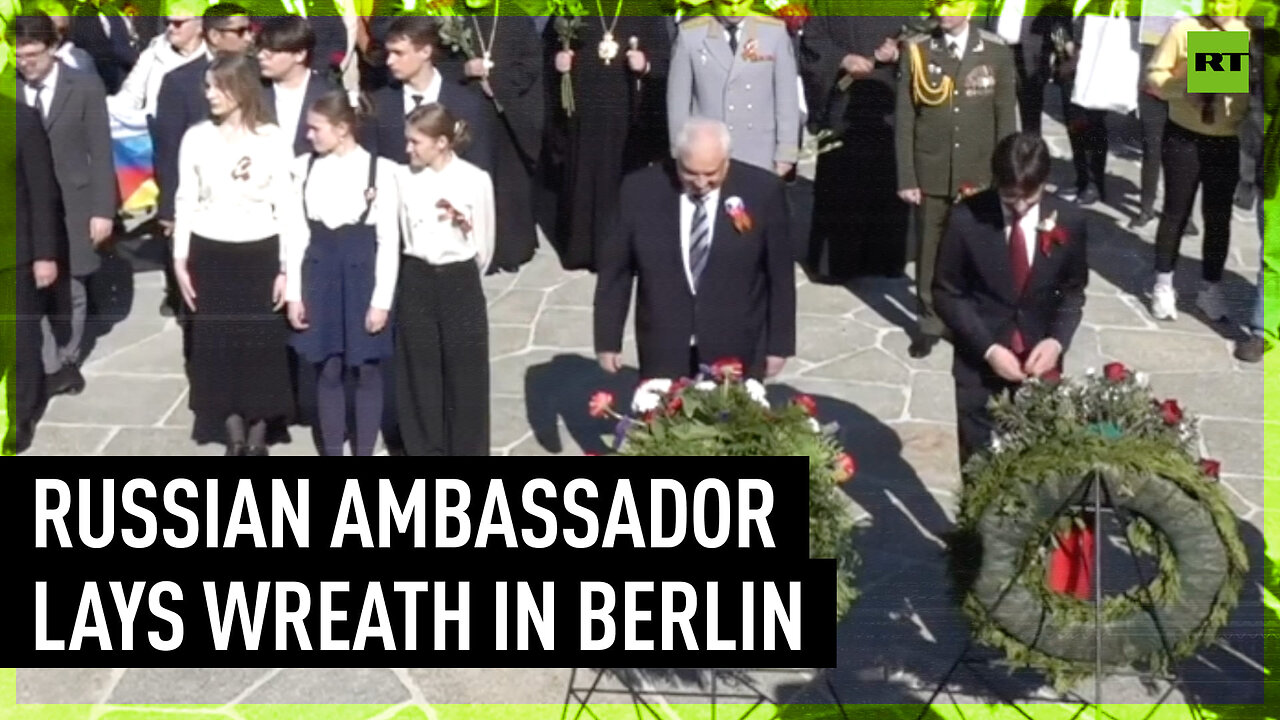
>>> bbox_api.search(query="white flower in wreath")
[990,434,1005,454]
[694,380,717,392]
[631,389,662,414]
[744,379,769,408]
[1134,372,1150,388]
[807,418,821,434]
[636,378,673,396]
[1084,367,1096,377]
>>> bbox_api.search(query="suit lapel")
[974,193,1018,301]
[702,20,734,72]
[45,63,73,129]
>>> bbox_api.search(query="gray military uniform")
[668,14,801,171]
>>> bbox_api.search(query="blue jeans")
[1254,196,1280,334]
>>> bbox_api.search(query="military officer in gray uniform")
[667,0,800,175]
[896,0,1017,358]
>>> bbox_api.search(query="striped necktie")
[689,194,711,292]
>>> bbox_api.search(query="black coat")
[363,76,496,173]
[69,3,138,94]
[593,161,796,380]
[152,54,210,223]
[8,100,63,272]
[264,70,340,157]
[933,191,1088,386]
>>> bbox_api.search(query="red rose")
[1103,362,1128,382]
[793,394,818,416]
[1040,225,1070,256]
[1159,399,1183,425]
[588,391,615,419]
[776,3,812,34]
[710,357,745,380]
[1199,459,1221,479]
[667,396,684,415]
[330,50,347,69]
[834,453,856,484]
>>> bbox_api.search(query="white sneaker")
[1196,283,1230,322]
[1150,283,1178,321]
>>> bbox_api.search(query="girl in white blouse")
[395,102,495,456]
[286,91,399,456]
[173,53,305,456]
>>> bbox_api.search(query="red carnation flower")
[667,396,684,415]
[776,3,812,34]
[330,50,347,69]
[1159,399,1183,425]
[793,394,818,416]
[710,357,745,381]
[1103,362,1128,382]
[1199,459,1221,479]
[834,453,856,484]
[588,391,615,419]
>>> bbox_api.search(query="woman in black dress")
[172,53,305,455]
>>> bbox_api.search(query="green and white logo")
[1187,31,1250,93]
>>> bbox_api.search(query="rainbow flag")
[112,126,158,213]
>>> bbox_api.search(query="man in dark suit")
[151,2,251,317]
[933,132,1088,465]
[257,15,338,156]
[68,0,137,94]
[365,15,494,172]
[594,117,795,380]
[2,95,64,453]
[14,13,117,398]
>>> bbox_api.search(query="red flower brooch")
[1037,210,1069,256]
[776,2,813,34]
[436,198,472,234]
[724,196,753,233]
[953,182,979,204]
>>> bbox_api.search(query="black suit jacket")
[593,161,796,379]
[364,78,496,173]
[152,54,210,222]
[8,101,63,271]
[69,4,137,95]
[933,191,1088,386]
[264,70,339,156]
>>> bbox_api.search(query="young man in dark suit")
[365,15,494,173]
[68,0,138,94]
[151,2,251,318]
[933,132,1088,465]
[257,15,339,157]
[14,13,117,399]
[593,117,796,381]
[2,96,64,453]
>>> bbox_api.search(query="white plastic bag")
[1070,6,1140,114]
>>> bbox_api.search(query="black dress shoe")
[1129,210,1156,229]
[1076,186,1100,206]
[46,365,86,397]
[244,445,269,456]
[226,442,246,456]
[909,335,939,359]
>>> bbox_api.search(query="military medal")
[596,0,623,64]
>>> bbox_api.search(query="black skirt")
[187,234,293,422]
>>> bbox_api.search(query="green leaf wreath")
[586,358,860,621]
[953,362,1247,691]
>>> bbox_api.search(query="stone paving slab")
[15,106,1270,715]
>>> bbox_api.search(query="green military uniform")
[895,23,1017,339]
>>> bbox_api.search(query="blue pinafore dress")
[289,150,394,366]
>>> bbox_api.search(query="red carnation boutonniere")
[953,182,979,204]
[1037,210,1069,256]
[436,198,472,234]
[776,3,813,34]
[724,196,753,234]
[330,50,347,69]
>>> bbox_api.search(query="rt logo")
[1187,31,1250,93]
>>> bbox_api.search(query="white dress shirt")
[403,68,443,117]
[286,146,401,310]
[945,24,971,60]
[678,187,721,295]
[397,155,495,274]
[23,61,59,120]
[272,73,310,149]
[173,121,307,267]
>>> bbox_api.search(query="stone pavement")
[16,109,1272,715]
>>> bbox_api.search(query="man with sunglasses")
[151,2,251,321]
[933,132,1088,465]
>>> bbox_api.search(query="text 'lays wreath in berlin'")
[952,362,1247,690]
[587,358,860,622]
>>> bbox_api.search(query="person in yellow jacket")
[1145,0,1250,323]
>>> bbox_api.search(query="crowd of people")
[1,0,1275,458]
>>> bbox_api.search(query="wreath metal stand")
[917,471,1208,720]
[561,668,836,720]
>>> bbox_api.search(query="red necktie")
[1008,212,1030,357]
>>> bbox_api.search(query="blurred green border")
[0,0,1276,716]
